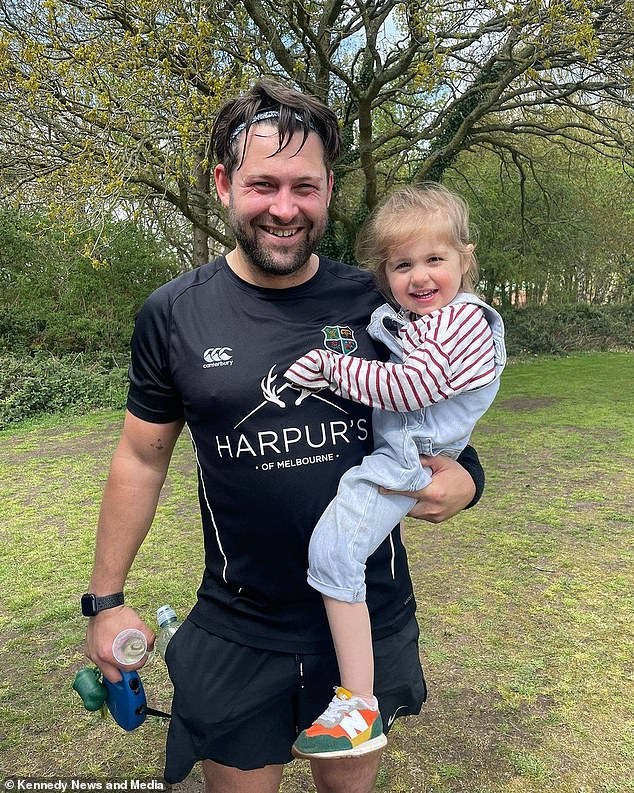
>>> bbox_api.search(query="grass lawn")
[1,352,632,792]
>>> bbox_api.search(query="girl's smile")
[386,226,473,316]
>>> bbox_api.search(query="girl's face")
[385,227,472,316]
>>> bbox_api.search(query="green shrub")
[0,353,128,429]
[500,302,634,355]
[0,210,180,355]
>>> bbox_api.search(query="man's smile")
[261,225,303,238]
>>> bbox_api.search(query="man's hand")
[86,605,155,683]
[380,454,476,524]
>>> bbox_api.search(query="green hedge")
[0,353,128,429]
[500,302,634,356]
[2,302,632,429]
[0,210,180,355]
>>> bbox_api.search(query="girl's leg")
[323,595,375,702]
[291,594,385,759]
[292,595,387,760]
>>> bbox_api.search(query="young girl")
[284,183,506,759]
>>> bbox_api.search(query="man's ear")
[326,170,334,207]
[214,164,231,208]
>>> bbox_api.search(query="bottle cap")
[157,604,177,628]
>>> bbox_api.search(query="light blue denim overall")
[307,292,507,602]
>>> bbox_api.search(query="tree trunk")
[191,146,211,268]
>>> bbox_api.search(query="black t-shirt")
[128,256,418,652]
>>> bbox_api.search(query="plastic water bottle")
[155,605,182,660]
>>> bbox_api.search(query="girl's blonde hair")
[356,183,480,301]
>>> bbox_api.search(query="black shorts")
[163,617,427,783]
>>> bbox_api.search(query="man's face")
[215,125,333,281]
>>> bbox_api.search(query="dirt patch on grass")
[559,424,626,443]
[0,419,122,464]
[499,397,559,411]
[171,780,203,793]
[378,680,552,791]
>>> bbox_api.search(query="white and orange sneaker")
[292,687,387,759]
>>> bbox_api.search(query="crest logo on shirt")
[321,325,358,355]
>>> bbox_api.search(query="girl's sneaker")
[292,687,387,759]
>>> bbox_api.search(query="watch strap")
[95,592,124,611]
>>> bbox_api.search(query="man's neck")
[225,249,319,289]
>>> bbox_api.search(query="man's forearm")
[88,412,183,594]
[85,413,183,682]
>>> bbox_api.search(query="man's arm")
[86,410,184,682]
[381,445,484,524]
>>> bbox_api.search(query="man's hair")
[356,183,480,300]
[211,79,342,177]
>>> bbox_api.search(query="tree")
[1,0,633,266]
[445,136,634,305]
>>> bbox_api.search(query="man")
[84,80,484,793]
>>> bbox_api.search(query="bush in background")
[0,209,180,427]
[0,209,181,354]
[2,208,632,428]
[0,353,128,429]
[500,302,634,356]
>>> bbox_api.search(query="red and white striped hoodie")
[285,302,496,412]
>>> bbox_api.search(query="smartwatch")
[81,592,124,617]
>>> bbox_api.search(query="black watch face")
[81,593,97,616]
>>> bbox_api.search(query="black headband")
[228,109,319,146]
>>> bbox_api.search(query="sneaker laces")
[315,687,363,727]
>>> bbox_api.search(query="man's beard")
[229,204,327,278]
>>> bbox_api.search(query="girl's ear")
[461,244,475,274]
